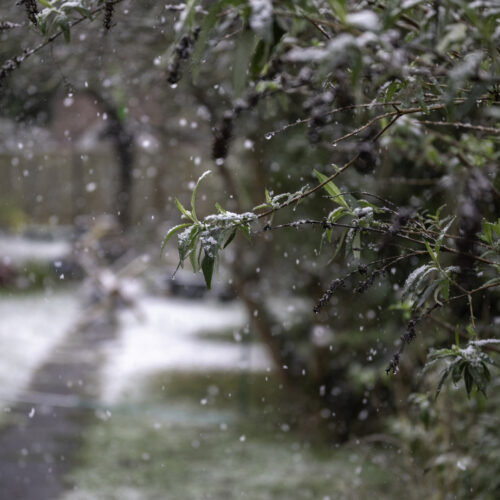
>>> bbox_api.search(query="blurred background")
[0,2,499,500]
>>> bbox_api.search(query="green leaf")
[239,223,252,242]
[435,364,453,399]
[175,198,194,222]
[201,254,215,289]
[468,364,487,396]
[385,80,400,102]
[481,219,493,244]
[328,206,348,224]
[190,246,198,272]
[482,362,491,383]
[253,203,269,211]
[255,80,282,93]
[161,223,192,255]
[215,202,227,214]
[416,278,440,309]
[61,2,91,17]
[326,0,346,22]
[451,361,466,384]
[265,188,272,204]
[435,217,455,255]
[492,218,500,237]
[439,278,450,301]
[425,241,439,267]
[328,228,347,263]
[464,366,473,397]
[402,264,433,299]
[190,170,211,221]
[178,225,200,263]
[223,229,237,248]
[233,29,257,98]
[57,14,71,42]
[249,39,267,79]
[314,169,349,209]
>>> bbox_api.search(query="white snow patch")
[100,297,272,402]
[0,290,78,409]
[0,235,71,265]
[346,10,380,31]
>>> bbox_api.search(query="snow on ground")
[0,285,273,410]
[0,235,71,265]
[100,296,272,403]
[0,289,79,409]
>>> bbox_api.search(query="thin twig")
[414,119,500,135]
[1,0,124,82]
[257,156,359,219]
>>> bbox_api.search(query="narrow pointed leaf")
[201,254,215,289]
[190,170,211,221]
[161,223,192,255]
[175,198,194,221]
[314,169,349,209]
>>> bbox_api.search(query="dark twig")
[386,303,441,374]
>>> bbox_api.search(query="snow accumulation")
[100,296,272,403]
[0,290,79,408]
[0,235,71,265]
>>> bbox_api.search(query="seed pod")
[20,0,38,26]
[212,111,234,161]
[353,142,376,174]
[103,1,114,30]
[166,28,200,84]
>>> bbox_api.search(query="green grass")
[61,371,418,500]
[194,326,255,343]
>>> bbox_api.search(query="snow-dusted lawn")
[100,296,272,402]
[0,289,79,412]
[0,235,71,265]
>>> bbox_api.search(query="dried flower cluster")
[19,0,38,26]
[103,0,114,30]
[166,28,200,85]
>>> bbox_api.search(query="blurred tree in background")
[1,0,500,496]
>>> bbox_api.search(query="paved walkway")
[0,318,116,500]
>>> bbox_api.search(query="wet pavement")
[0,318,116,500]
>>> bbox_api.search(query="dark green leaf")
[223,229,237,248]
[451,361,466,384]
[435,365,452,399]
[233,29,256,98]
[464,366,473,397]
[201,254,215,289]
[161,223,192,255]
[178,225,200,263]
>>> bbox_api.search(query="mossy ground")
[62,371,419,500]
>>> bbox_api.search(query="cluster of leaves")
[401,218,457,308]
[427,339,498,398]
[36,0,93,41]
[164,154,499,393]
[3,0,499,429]
[161,171,256,289]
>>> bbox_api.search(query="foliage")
[1,0,500,493]
[162,170,257,289]
[160,0,499,393]
[427,340,498,398]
